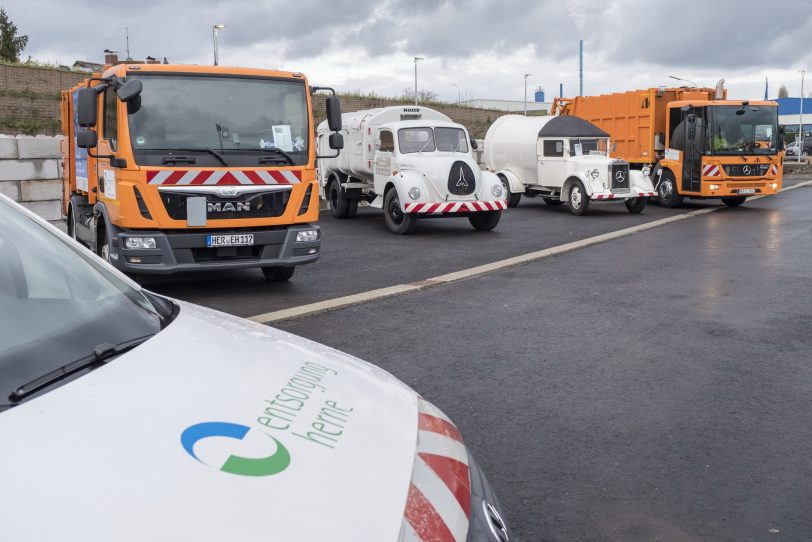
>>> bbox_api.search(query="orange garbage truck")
[552,83,784,207]
[60,58,344,281]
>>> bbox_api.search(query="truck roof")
[98,63,308,83]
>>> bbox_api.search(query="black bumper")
[107,224,320,274]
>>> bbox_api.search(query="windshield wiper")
[7,335,155,404]
[141,148,228,166]
[217,147,295,165]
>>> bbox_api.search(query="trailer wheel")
[625,197,647,214]
[328,178,350,219]
[499,175,521,208]
[261,266,295,282]
[543,197,564,206]
[721,196,747,207]
[468,210,501,231]
[383,188,417,234]
[568,180,590,216]
[657,170,684,208]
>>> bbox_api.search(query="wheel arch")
[561,175,587,201]
[495,169,524,194]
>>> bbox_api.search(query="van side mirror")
[329,132,344,150]
[469,137,478,150]
[326,96,342,131]
[77,87,98,127]
[77,130,98,149]
[117,79,143,103]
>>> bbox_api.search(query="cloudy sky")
[4,0,811,103]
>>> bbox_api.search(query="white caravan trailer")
[317,106,506,234]
[484,115,656,215]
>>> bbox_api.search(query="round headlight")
[642,166,652,177]
[491,183,503,197]
[590,169,600,179]
[408,186,421,200]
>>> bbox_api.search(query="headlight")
[590,169,600,179]
[709,184,720,190]
[408,186,421,200]
[642,166,651,177]
[125,237,157,249]
[295,230,319,242]
[491,183,503,197]
[770,182,778,189]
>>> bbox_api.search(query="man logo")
[181,421,291,477]
[208,202,250,212]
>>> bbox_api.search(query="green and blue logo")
[181,421,291,477]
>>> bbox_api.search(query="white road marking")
[249,180,812,324]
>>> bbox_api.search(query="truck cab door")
[373,129,395,193]
[538,139,568,188]
[681,108,704,193]
[97,88,120,203]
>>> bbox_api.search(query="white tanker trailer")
[484,115,656,215]
[317,106,506,234]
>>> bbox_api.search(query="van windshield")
[570,138,608,156]
[0,199,168,410]
[398,127,469,154]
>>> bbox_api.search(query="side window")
[668,108,683,150]
[379,130,394,152]
[103,88,118,150]
[543,139,564,157]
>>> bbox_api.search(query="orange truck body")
[60,62,327,277]
[552,87,783,204]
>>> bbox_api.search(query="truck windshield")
[398,127,469,154]
[570,138,608,156]
[0,199,167,410]
[707,105,778,155]
[128,75,309,166]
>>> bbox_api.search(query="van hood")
[0,302,425,541]
[396,153,482,200]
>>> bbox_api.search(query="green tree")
[0,8,28,62]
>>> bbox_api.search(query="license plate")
[206,234,254,247]
[611,188,630,194]
[738,188,756,195]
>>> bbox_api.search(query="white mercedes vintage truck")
[484,115,657,215]
[317,106,507,234]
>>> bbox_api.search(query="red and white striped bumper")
[702,164,722,177]
[146,169,302,186]
[402,200,507,214]
[592,191,656,200]
[398,399,471,542]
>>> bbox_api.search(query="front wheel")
[721,196,747,207]
[625,197,647,214]
[568,181,590,216]
[500,176,522,208]
[262,266,295,282]
[383,189,418,234]
[67,203,77,239]
[657,171,684,208]
[468,211,501,231]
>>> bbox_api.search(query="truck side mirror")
[328,132,344,150]
[117,79,143,103]
[326,96,342,132]
[77,87,98,127]
[469,137,478,150]
[77,130,98,149]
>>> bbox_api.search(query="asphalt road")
[146,175,810,319]
[267,182,812,541]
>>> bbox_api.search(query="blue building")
[774,98,811,136]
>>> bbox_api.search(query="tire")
[468,211,501,231]
[500,176,521,208]
[261,266,295,282]
[721,196,747,207]
[97,219,111,263]
[67,203,77,239]
[657,170,684,208]
[543,197,564,206]
[625,197,647,214]
[568,180,590,216]
[328,177,349,219]
[383,188,417,234]
[346,198,359,218]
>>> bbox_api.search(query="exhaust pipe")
[715,79,725,100]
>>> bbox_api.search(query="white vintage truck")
[484,115,656,215]
[317,106,507,234]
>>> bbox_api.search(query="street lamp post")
[450,83,461,104]
[524,73,532,116]
[668,75,698,87]
[212,24,225,66]
[414,57,424,105]
[799,70,806,164]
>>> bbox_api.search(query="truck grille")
[447,161,476,196]
[160,190,291,220]
[723,164,769,177]
[610,161,631,192]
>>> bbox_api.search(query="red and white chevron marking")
[702,164,721,177]
[768,163,779,176]
[398,399,470,542]
[402,200,507,214]
[593,192,656,200]
[146,170,302,186]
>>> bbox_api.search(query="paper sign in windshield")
[272,125,293,152]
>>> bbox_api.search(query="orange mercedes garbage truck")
[552,84,784,208]
[60,59,344,281]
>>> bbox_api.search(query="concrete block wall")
[0,135,63,222]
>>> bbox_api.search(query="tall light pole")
[450,83,461,104]
[212,24,225,66]
[799,70,806,164]
[524,73,532,116]
[668,75,698,87]
[413,57,424,105]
